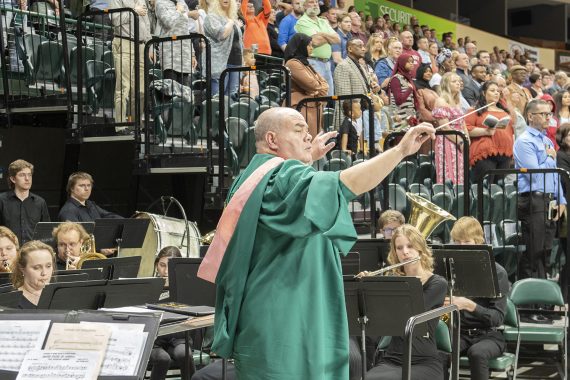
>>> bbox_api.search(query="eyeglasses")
[531,112,553,118]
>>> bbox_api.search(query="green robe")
[212,153,358,379]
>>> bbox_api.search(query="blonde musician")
[10,241,56,309]
[367,224,447,380]
[446,217,510,380]
[52,222,89,270]
[0,226,19,272]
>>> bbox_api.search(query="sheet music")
[0,320,51,371]
[79,322,148,376]
[44,323,112,371]
[100,306,163,321]
[16,350,101,380]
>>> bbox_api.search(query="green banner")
[353,0,457,41]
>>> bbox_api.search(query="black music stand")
[53,273,90,283]
[55,268,105,280]
[344,276,427,380]
[81,256,142,280]
[344,239,391,272]
[33,222,95,249]
[93,218,149,254]
[36,278,164,310]
[168,258,216,307]
[432,245,501,298]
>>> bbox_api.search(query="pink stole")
[197,157,284,283]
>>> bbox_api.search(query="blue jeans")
[308,58,334,96]
[211,64,241,98]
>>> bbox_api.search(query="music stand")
[0,272,11,286]
[55,268,105,280]
[33,222,95,249]
[344,239,391,272]
[37,278,165,310]
[103,278,165,308]
[53,273,90,283]
[432,245,501,298]
[169,258,216,307]
[93,218,149,254]
[344,276,428,380]
[81,256,142,280]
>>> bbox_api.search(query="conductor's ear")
[266,131,278,150]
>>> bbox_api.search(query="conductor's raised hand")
[397,123,436,157]
[311,131,338,161]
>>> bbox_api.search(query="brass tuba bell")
[76,234,107,269]
[406,193,456,239]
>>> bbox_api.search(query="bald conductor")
[196,107,435,380]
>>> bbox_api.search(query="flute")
[354,257,421,278]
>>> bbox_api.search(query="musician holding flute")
[366,225,447,380]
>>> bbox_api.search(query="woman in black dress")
[10,241,56,309]
[366,224,448,380]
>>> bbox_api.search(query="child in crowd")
[362,93,388,154]
[338,99,362,159]
[240,49,260,99]
[377,210,405,239]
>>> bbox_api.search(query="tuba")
[76,234,107,269]
[406,193,456,238]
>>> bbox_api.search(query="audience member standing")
[348,11,367,44]
[375,38,402,89]
[0,160,50,244]
[331,12,352,65]
[241,0,271,54]
[284,33,329,138]
[399,31,421,77]
[465,81,515,185]
[155,0,195,86]
[203,0,243,96]
[267,9,283,58]
[277,0,303,51]
[507,65,532,115]
[295,0,340,96]
[111,0,152,133]
[432,72,468,185]
[514,99,566,280]
[388,52,418,129]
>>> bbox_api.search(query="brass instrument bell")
[406,193,456,239]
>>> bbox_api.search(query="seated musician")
[52,222,90,270]
[149,246,192,380]
[10,241,56,309]
[154,246,182,297]
[446,217,510,380]
[377,210,405,239]
[367,224,448,380]
[58,172,122,223]
[0,226,19,272]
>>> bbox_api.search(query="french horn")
[76,234,107,269]
[406,193,456,238]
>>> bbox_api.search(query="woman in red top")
[241,0,272,55]
[464,81,514,185]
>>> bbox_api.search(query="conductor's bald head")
[255,107,314,164]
